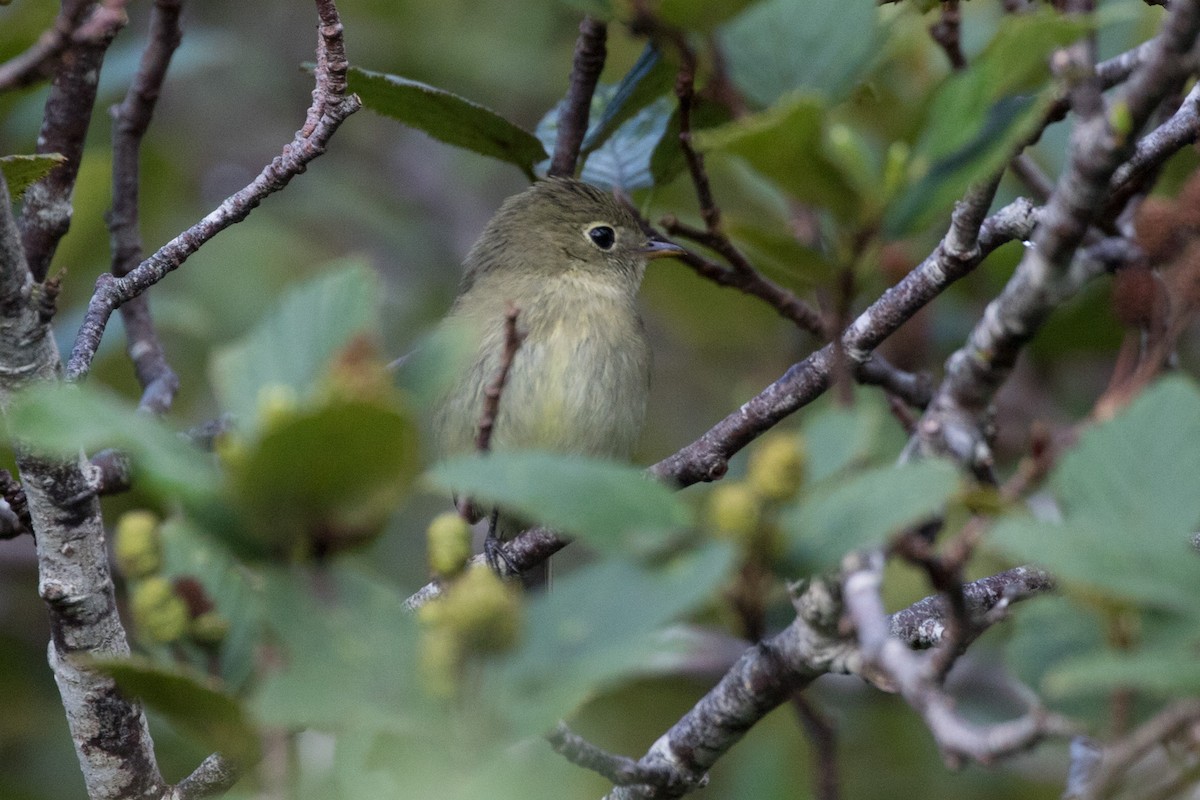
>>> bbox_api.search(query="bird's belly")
[492,318,648,459]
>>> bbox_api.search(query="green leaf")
[990,376,1200,610]
[718,0,880,107]
[579,44,673,159]
[254,565,425,731]
[786,459,961,569]
[424,451,691,553]
[487,544,734,734]
[692,95,862,221]
[348,67,546,174]
[210,261,380,436]
[885,10,1091,234]
[1045,647,1200,698]
[7,383,219,505]
[92,656,260,764]
[536,84,674,191]
[226,399,420,556]
[800,400,887,483]
[657,0,757,31]
[0,153,66,198]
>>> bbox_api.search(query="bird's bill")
[639,239,687,259]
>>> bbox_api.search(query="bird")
[432,177,684,585]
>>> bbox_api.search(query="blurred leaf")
[1045,647,1200,697]
[254,565,424,731]
[0,153,65,198]
[347,67,546,175]
[92,656,260,765]
[692,95,862,221]
[425,451,691,553]
[886,10,1091,234]
[786,459,960,569]
[990,376,1200,610]
[718,0,880,107]
[159,516,263,689]
[579,44,673,159]
[1006,596,1105,700]
[210,261,380,436]
[487,544,734,734]
[800,399,886,483]
[657,0,757,31]
[7,383,219,505]
[226,399,420,556]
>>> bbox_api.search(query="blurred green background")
[0,0,1189,797]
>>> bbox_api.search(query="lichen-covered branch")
[914,0,1200,469]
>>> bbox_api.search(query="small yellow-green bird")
[433,177,683,582]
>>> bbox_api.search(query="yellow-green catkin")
[113,510,163,580]
[129,577,189,644]
[746,432,806,503]
[426,512,473,578]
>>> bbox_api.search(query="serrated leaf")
[786,459,961,569]
[0,153,66,198]
[92,656,260,764]
[718,0,880,107]
[487,544,734,734]
[6,383,219,505]
[990,376,1200,610]
[348,67,546,174]
[425,451,691,553]
[692,95,862,221]
[210,262,380,435]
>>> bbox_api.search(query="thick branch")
[548,16,606,178]
[65,1,361,381]
[19,0,129,282]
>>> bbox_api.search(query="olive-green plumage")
[433,178,681,575]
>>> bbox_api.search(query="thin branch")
[474,304,524,453]
[170,752,240,800]
[843,551,1075,768]
[661,218,825,336]
[0,0,95,91]
[548,16,607,178]
[404,526,568,610]
[548,723,684,789]
[1072,699,1200,800]
[791,695,841,800]
[65,0,362,381]
[19,0,129,282]
[930,1,967,70]
[1105,81,1200,218]
[107,0,185,415]
[651,192,1036,488]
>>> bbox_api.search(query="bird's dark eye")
[587,225,616,250]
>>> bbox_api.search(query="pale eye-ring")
[586,224,616,250]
